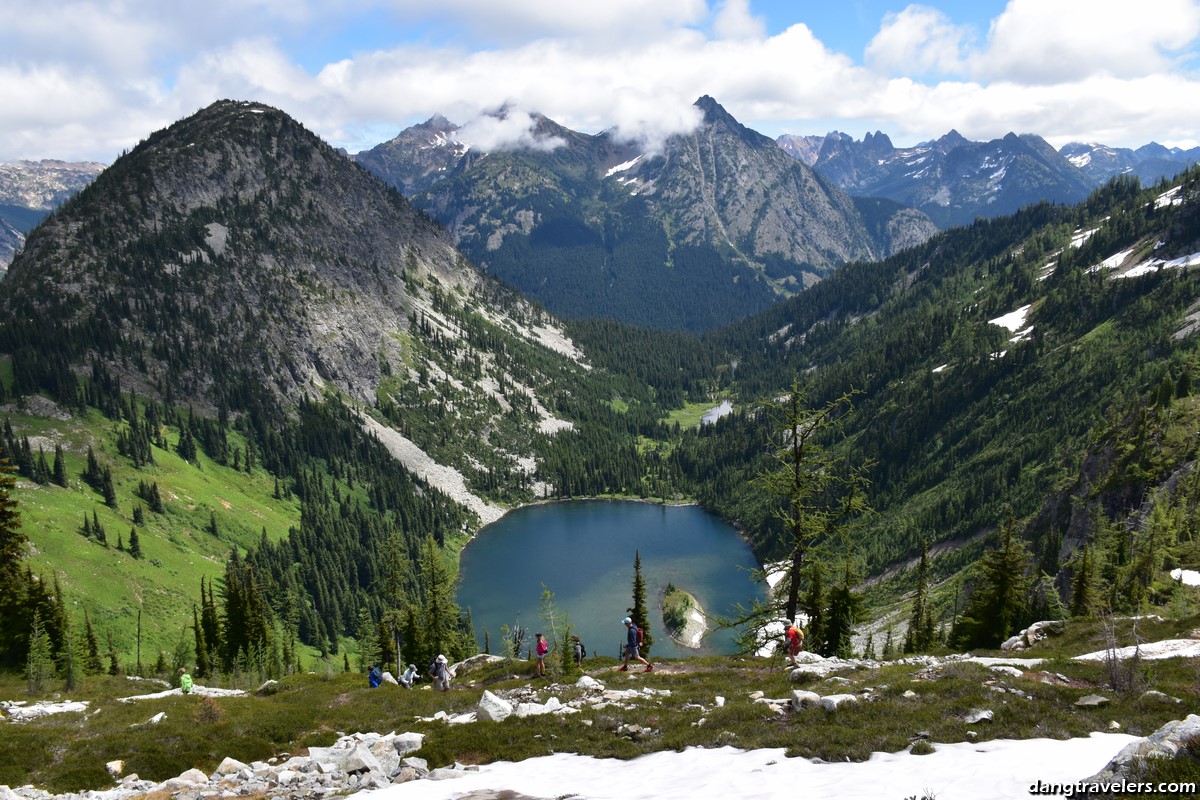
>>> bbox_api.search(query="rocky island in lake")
[662,583,708,648]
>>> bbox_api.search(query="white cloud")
[865,5,974,77]
[381,0,709,44]
[1,1,1199,162]
[973,0,1200,84]
[713,0,766,41]
[455,107,566,152]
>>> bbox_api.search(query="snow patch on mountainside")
[360,414,504,526]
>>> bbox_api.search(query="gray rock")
[391,767,422,784]
[426,768,467,781]
[818,694,859,711]
[576,675,603,691]
[400,756,429,775]
[175,768,209,785]
[1085,714,1200,783]
[212,756,251,778]
[392,732,425,755]
[1075,694,1110,708]
[477,690,514,722]
[341,744,382,774]
[790,690,821,710]
[963,709,993,724]
[105,760,125,778]
[1140,690,1182,704]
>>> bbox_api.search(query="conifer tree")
[801,561,825,651]
[52,445,67,488]
[128,527,143,559]
[83,609,102,675]
[952,517,1033,648]
[627,550,652,656]
[904,537,933,653]
[27,611,53,693]
[1070,546,1099,618]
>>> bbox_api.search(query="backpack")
[428,657,439,676]
[635,625,644,646]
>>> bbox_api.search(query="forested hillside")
[670,169,1200,645]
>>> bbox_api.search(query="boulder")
[790,690,821,710]
[175,768,209,784]
[1085,714,1200,783]
[400,756,429,775]
[576,675,603,691]
[1075,694,1110,708]
[211,756,251,778]
[392,732,425,755]
[477,690,514,722]
[818,694,859,711]
[105,760,125,778]
[963,709,993,724]
[341,744,382,774]
[1140,690,1183,704]
[989,665,1023,678]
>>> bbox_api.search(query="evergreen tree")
[627,550,652,656]
[904,537,933,653]
[0,458,29,669]
[52,444,67,488]
[128,527,143,559]
[801,561,825,653]
[952,517,1033,648]
[1070,546,1099,618]
[27,611,53,693]
[756,381,870,626]
[83,609,103,675]
[355,607,380,672]
[822,561,862,658]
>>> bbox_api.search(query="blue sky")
[1,1,1198,163]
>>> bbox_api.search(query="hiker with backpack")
[786,620,805,668]
[534,632,548,677]
[572,635,586,667]
[619,616,652,672]
[429,654,452,691]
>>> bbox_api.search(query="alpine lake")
[456,500,767,660]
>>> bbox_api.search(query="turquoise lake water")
[456,500,766,660]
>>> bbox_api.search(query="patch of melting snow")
[1074,639,1200,662]
[356,736,1137,800]
[1170,568,1200,586]
[1116,250,1200,279]
[988,304,1031,332]
[605,155,643,177]
[1155,186,1182,208]
[1070,228,1098,248]
[1087,247,1135,274]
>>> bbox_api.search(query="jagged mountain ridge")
[363,97,937,332]
[1061,141,1200,185]
[353,114,466,197]
[792,129,1096,229]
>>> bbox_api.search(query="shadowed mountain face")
[0,100,503,412]
[363,97,937,333]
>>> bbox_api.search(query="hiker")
[178,667,193,694]
[786,620,805,667]
[400,663,418,689]
[619,616,652,672]
[430,654,452,691]
[367,664,382,688]
[572,635,586,667]
[534,632,548,677]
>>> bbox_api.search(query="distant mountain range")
[0,159,106,269]
[780,131,1200,229]
[358,97,937,332]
